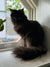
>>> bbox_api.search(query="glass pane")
[0,12,6,38]
[0,23,6,38]
[0,0,6,11]
[0,12,6,19]
[7,0,28,17]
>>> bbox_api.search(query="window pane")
[7,0,28,17]
[0,24,6,38]
[0,12,6,19]
[0,0,6,11]
[0,12,6,38]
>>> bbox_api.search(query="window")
[0,0,36,39]
[0,0,36,49]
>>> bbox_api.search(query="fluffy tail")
[13,46,47,60]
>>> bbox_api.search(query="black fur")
[10,9,47,60]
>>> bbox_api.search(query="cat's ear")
[22,8,24,12]
[9,8,14,13]
[9,8,12,11]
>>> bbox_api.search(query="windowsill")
[0,40,19,44]
[0,48,13,52]
[0,37,22,51]
[0,50,50,67]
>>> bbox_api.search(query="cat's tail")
[13,46,47,61]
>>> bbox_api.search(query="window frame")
[20,0,36,20]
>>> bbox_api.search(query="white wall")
[36,0,50,51]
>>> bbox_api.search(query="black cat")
[10,9,47,60]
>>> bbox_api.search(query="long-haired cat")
[10,9,47,60]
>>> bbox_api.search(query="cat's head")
[10,9,27,25]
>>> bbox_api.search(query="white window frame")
[20,0,36,20]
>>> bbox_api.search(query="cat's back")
[28,20,42,29]
[29,20,40,26]
[28,20,44,36]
